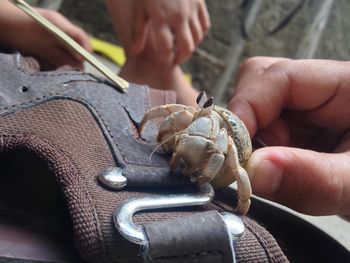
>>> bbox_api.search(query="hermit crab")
[139,92,252,215]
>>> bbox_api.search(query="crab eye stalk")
[196,91,207,108]
[203,97,214,108]
[202,97,214,115]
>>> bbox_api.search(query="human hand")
[34,8,92,69]
[0,3,91,70]
[107,0,210,66]
[142,0,210,65]
[228,57,350,216]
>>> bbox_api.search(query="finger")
[189,16,203,45]
[57,40,85,64]
[197,0,211,33]
[254,117,290,146]
[69,26,92,52]
[228,57,350,136]
[130,3,149,55]
[236,56,288,83]
[174,21,195,64]
[152,23,174,65]
[61,26,92,64]
[105,0,136,54]
[246,146,350,215]
[229,57,292,135]
[47,45,83,70]
[37,9,92,58]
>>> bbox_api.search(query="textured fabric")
[144,211,234,263]
[0,100,213,262]
[238,218,287,263]
[214,189,289,263]
[0,100,289,263]
[0,53,289,263]
[0,100,113,262]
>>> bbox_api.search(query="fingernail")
[247,157,282,195]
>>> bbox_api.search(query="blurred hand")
[228,57,350,216]
[142,0,210,65]
[107,0,210,66]
[35,8,92,69]
[0,2,91,70]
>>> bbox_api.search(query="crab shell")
[214,106,252,167]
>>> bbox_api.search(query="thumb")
[246,147,350,216]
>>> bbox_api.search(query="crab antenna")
[196,91,207,108]
[149,131,184,162]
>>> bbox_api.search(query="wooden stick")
[11,0,129,92]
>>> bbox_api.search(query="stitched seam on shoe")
[0,93,127,164]
[72,96,128,164]
[153,250,224,261]
[0,94,147,166]
[0,84,74,112]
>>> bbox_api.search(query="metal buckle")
[113,183,245,246]
[99,167,245,261]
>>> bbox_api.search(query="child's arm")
[0,1,91,69]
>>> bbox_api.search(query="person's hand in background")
[0,1,91,70]
[138,0,210,65]
[228,57,350,216]
[106,0,211,105]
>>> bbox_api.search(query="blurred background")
[29,0,350,105]
[27,0,350,253]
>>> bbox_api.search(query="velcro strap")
[143,211,234,263]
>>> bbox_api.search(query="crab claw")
[196,91,208,108]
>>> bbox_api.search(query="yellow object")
[91,38,126,66]
[184,73,192,84]
[91,38,192,83]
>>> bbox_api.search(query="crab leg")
[226,138,252,215]
[236,167,252,215]
[198,128,228,184]
[198,153,225,185]
[139,104,194,133]
[158,110,194,141]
